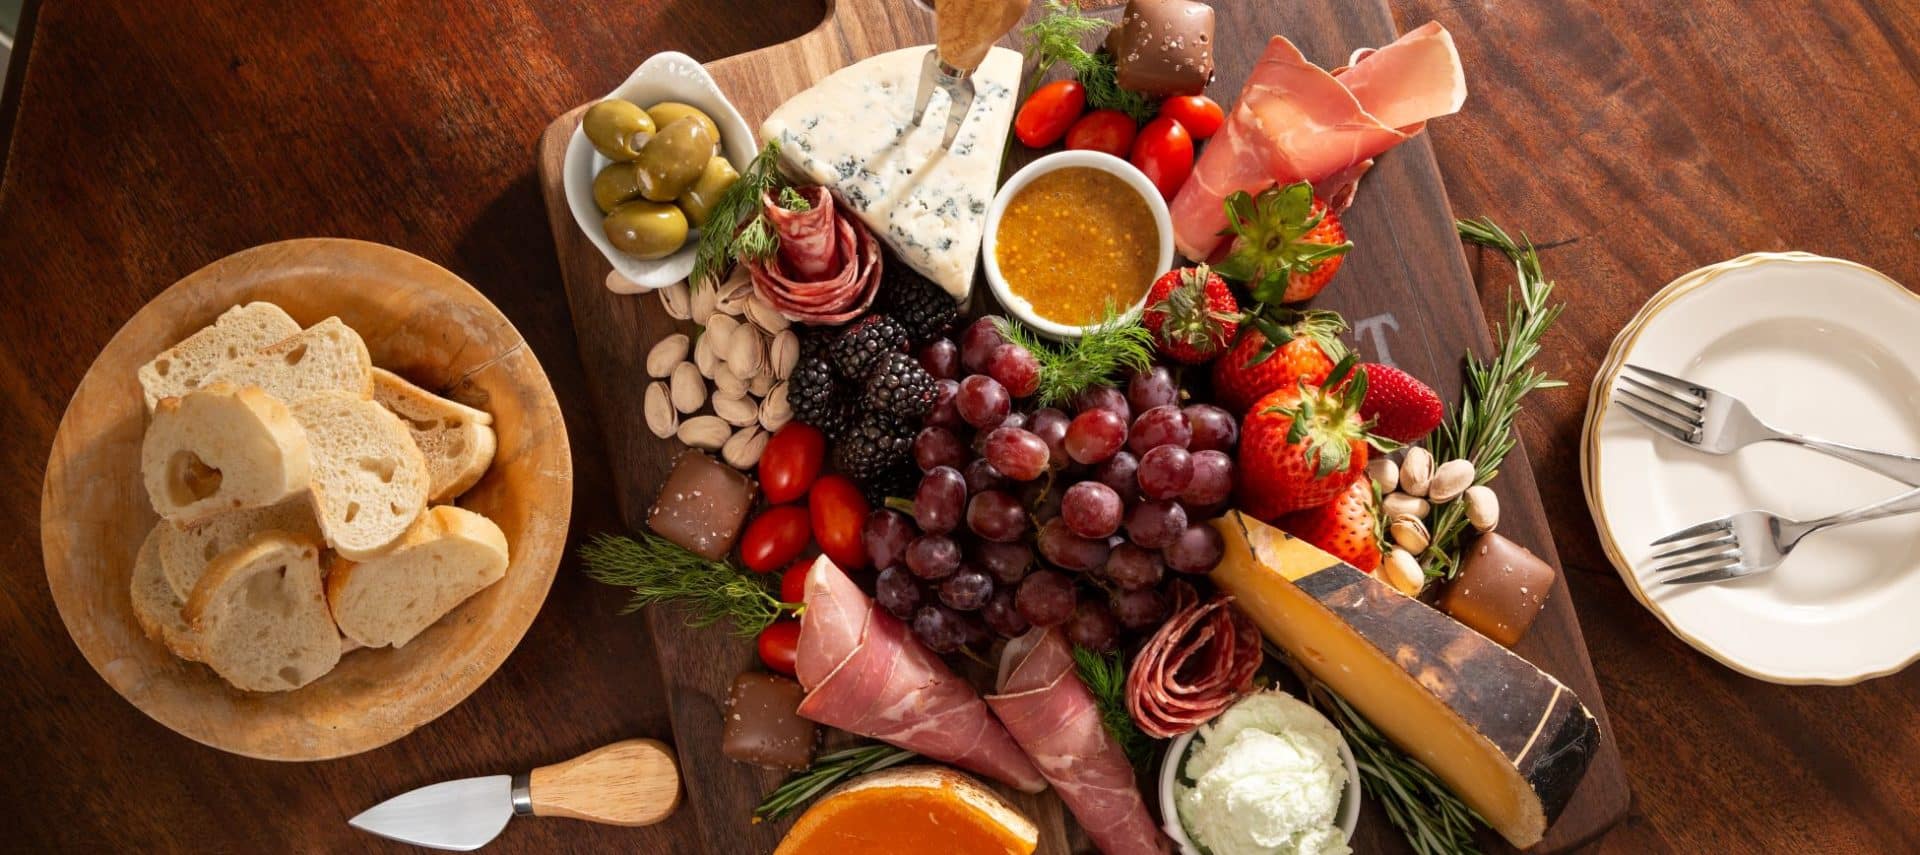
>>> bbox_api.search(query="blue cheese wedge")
[762,45,1021,300]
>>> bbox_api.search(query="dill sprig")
[1420,218,1568,579]
[578,533,797,637]
[690,139,784,289]
[1021,1,1159,123]
[1310,683,1486,855]
[754,743,918,821]
[1072,645,1153,765]
[995,310,1154,407]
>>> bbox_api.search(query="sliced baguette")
[141,383,312,527]
[290,391,430,559]
[130,523,203,661]
[203,317,374,404]
[181,531,341,692]
[326,506,510,648]
[157,498,322,601]
[138,302,301,412]
[372,368,497,502]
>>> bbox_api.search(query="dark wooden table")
[2,1,1915,852]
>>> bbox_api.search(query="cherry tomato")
[757,619,802,676]
[1158,95,1225,140]
[1064,110,1137,158]
[1130,117,1195,199]
[809,474,871,570]
[779,558,813,605]
[760,423,826,504]
[740,505,812,573]
[1015,79,1087,148]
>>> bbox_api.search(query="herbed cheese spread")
[1174,689,1350,855]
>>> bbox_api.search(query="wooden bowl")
[40,238,573,761]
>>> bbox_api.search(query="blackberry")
[833,411,915,482]
[876,267,960,345]
[863,351,937,420]
[788,355,853,435]
[860,463,919,504]
[828,314,909,381]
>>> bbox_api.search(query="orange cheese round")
[775,766,1038,855]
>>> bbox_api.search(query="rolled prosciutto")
[1126,593,1263,739]
[1169,21,1467,260]
[987,628,1169,855]
[747,186,883,325]
[794,556,1047,793]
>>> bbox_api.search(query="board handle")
[937,0,1032,73]
[526,738,681,826]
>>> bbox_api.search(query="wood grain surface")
[2,1,1917,853]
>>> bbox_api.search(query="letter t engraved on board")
[1353,313,1401,367]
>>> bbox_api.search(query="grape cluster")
[860,317,1236,654]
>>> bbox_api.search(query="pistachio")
[712,362,746,398]
[658,281,693,321]
[761,381,792,431]
[1465,485,1500,531]
[712,391,759,427]
[644,381,677,439]
[715,273,755,317]
[748,370,774,397]
[1367,457,1399,492]
[721,425,769,469]
[1399,447,1434,497]
[693,330,718,378]
[689,281,717,323]
[1382,492,1431,521]
[676,415,730,450]
[704,313,739,356]
[606,270,642,295]
[1429,459,1477,504]
[1383,548,1425,597]
[770,329,800,380]
[747,293,791,333]
[1389,515,1431,553]
[727,327,765,378]
[669,362,706,414]
[646,333,690,378]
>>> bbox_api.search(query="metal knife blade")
[349,774,516,852]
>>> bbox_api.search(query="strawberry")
[1276,473,1382,572]
[1357,362,1444,443]
[1235,357,1397,519]
[1210,308,1348,414]
[1212,181,1351,303]
[1143,265,1239,365]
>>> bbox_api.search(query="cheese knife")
[348,739,680,850]
[911,0,1032,149]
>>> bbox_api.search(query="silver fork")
[1614,363,1920,486]
[1646,486,1920,585]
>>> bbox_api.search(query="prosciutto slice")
[986,628,1169,855]
[794,557,1047,793]
[1126,593,1263,739]
[1169,21,1467,260]
[747,187,883,325]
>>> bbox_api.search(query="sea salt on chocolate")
[1438,532,1558,648]
[721,672,818,771]
[1106,0,1216,97]
[647,450,756,561]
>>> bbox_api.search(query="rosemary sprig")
[995,310,1154,407]
[1072,645,1153,765]
[1310,684,1486,855]
[754,743,919,821]
[1021,1,1159,123]
[1420,218,1568,579]
[578,533,797,637]
[690,139,784,289]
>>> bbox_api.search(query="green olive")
[643,102,720,156]
[604,200,689,260]
[634,117,717,202]
[582,99,656,161]
[592,161,646,214]
[676,156,741,228]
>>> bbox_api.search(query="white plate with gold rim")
[1581,252,1920,684]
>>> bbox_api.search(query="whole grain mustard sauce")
[994,167,1159,326]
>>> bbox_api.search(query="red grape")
[1126,500,1188,549]
[1111,587,1169,631]
[913,426,967,472]
[1183,404,1238,451]
[1028,407,1071,470]
[1061,481,1123,539]
[875,566,923,619]
[1128,405,1192,453]
[913,605,967,653]
[905,533,961,580]
[982,588,1031,637]
[914,465,967,533]
[986,343,1042,398]
[939,567,995,611]
[1164,523,1225,574]
[996,410,1028,431]
[984,427,1050,481]
[960,317,1008,374]
[956,375,1012,428]
[1126,365,1179,413]
[1181,449,1234,506]
[926,379,962,428]
[1070,384,1130,421]
[1137,445,1194,500]
[1064,407,1128,464]
[1036,518,1111,571]
[1093,451,1142,504]
[1015,569,1077,626]
[863,509,915,570]
[917,338,960,380]
[975,540,1033,584]
[1065,600,1120,651]
[1101,542,1165,590]
[963,458,1006,493]
[967,490,1030,542]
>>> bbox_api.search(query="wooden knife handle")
[527,738,681,826]
[936,0,1031,73]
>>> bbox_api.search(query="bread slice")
[141,383,312,526]
[157,498,322,601]
[290,391,430,559]
[130,523,203,661]
[372,368,497,502]
[203,317,374,404]
[138,302,301,411]
[181,531,341,692]
[326,506,510,648]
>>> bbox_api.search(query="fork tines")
[1615,364,1708,442]
[1644,517,1740,574]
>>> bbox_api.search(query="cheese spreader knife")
[349,738,680,851]
[911,0,1031,149]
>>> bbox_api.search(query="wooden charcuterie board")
[535,0,1630,851]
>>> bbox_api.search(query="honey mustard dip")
[993,166,1159,326]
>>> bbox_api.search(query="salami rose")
[1125,593,1263,739]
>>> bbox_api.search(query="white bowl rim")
[981,150,1175,339]
[1155,702,1364,853]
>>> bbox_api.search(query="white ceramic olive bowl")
[981,150,1174,339]
[1156,708,1363,854]
[563,51,757,293]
